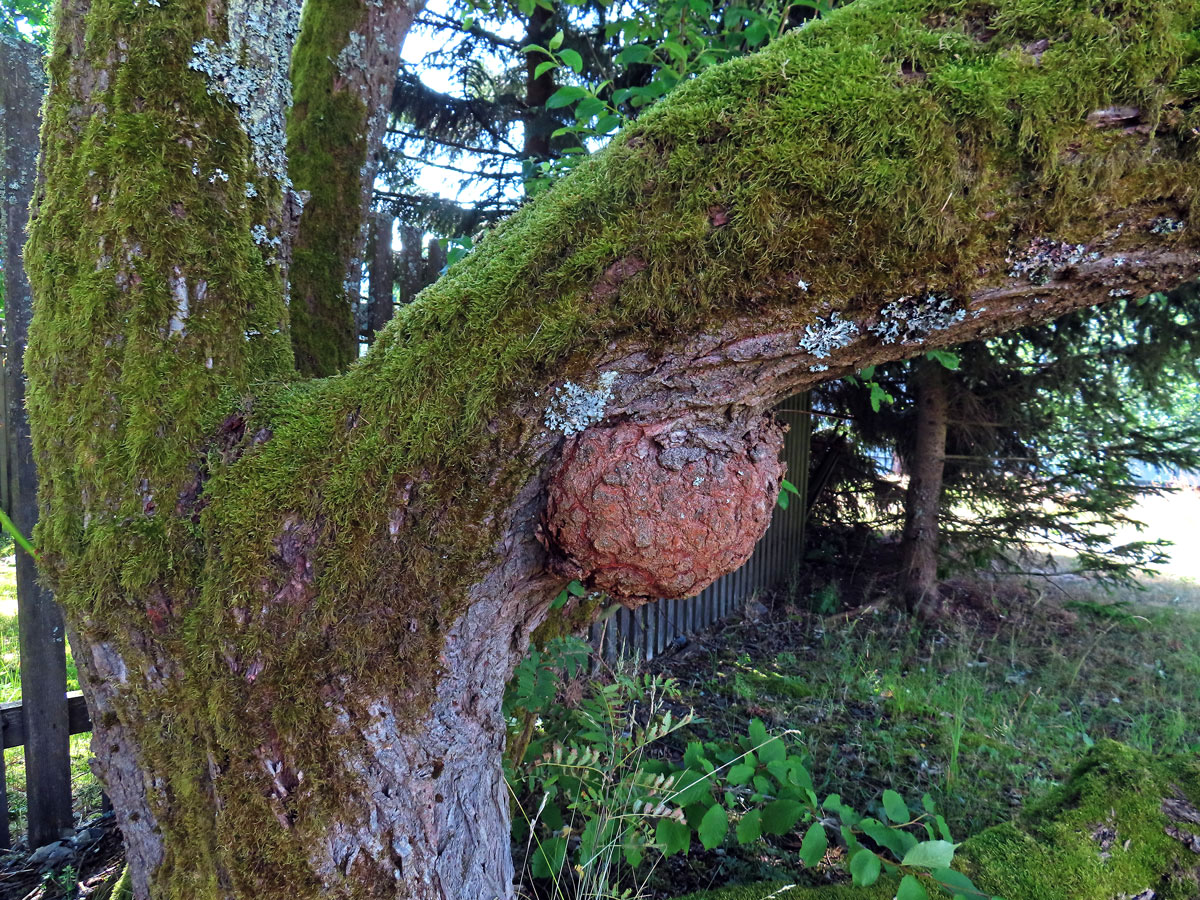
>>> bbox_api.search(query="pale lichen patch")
[1006,238,1092,285]
[188,0,302,184]
[869,294,966,344]
[796,311,859,358]
[544,371,619,435]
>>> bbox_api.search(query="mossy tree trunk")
[287,0,424,375]
[900,357,950,615]
[22,0,1200,898]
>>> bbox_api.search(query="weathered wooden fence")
[592,399,812,662]
[2,32,77,853]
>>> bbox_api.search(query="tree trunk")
[523,1,556,164]
[366,211,396,343]
[21,0,1200,897]
[900,357,950,615]
[287,0,424,375]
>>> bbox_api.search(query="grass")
[638,491,1200,893]
[645,592,1200,893]
[0,552,102,846]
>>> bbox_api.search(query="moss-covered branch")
[677,742,1200,900]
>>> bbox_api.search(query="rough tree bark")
[899,357,950,614]
[21,0,1200,898]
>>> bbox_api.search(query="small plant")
[505,638,999,900]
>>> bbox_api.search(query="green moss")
[23,0,1200,896]
[286,0,370,377]
[957,741,1200,900]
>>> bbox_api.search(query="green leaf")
[566,579,586,597]
[593,114,622,134]
[727,764,755,785]
[670,769,712,806]
[574,96,607,122]
[860,365,876,380]
[758,736,786,764]
[869,381,895,412]
[798,821,827,866]
[656,818,692,856]
[698,804,728,850]
[517,0,536,16]
[736,809,762,845]
[787,758,814,792]
[616,43,653,65]
[684,742,711,771]
[663,39,688,63]
[545,86,589,108]
[780,478,801,496]
[749,718,769,746]
[926,349,961,370]
[763,800,805,836]
[859,818,906,859]
[921,793,936,814]
[559,48,583,73]
[534,59,558,79]
[896,874,929,900]
[765,759,791,786]
[901,840,958,869]
[935,815,954,842]
[548,28,564,50]
[531,835,567,878]
[850,848,882,886]
[932,868,988,899]
[776,489,790,510]
[623,830,644,868]
[882,790,908,825]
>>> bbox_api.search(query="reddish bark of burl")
[544,418,784,605]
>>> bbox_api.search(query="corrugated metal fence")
[591,397,811,661]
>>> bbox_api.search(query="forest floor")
[0,489,1198,898]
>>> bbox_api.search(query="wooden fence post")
[1,33,74,848]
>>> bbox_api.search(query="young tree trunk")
[366,211,396,344]
[22,0,1200,897]
[287,0,424,375]
[900,357,950,615]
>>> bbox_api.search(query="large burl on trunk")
[21,0,1200,896]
